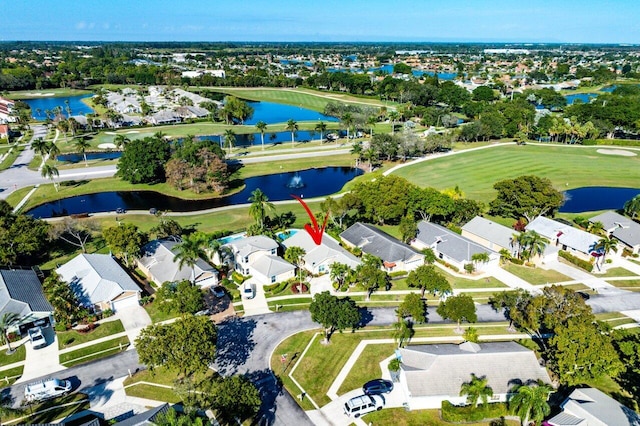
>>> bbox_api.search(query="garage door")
[111,294,140,312]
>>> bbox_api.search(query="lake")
[57,151,123,163]
[23,95,95,119]
[564,93,598,105]
[244,101,338,125]
[328,64,456,80]
[27,166,363,218]
[560,187,640,213]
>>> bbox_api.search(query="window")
[439,253,444,259]
[243,256,249,263]
[319,265,325,273]
[271,276,276,283]
[271,249,276,255]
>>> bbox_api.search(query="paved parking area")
[17,326,65,383]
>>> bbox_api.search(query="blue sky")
[2,0,639,43]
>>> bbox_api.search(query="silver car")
[28,327,46,349]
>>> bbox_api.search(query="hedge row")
[583,139,640,147]
[559,250,594,272]
[441,400,508,422]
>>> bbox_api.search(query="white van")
[24,378,72,402]
[343,394,384,418]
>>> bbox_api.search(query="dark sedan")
[362,379,394,395]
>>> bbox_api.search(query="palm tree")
[509,381,552,426]
[74,138,91,167]
[64,99,72,118]
[0,313,21,353]
[248,188,275,229]
[255,120,268,150]
[330,262,350,291]
[471,252,490,269]
[341,113,354,140]
[284,246,306,288]
[223,129,236,155]
[315,121,327,143]
[522,230,549,262]
[594,236,618,267]
[47,141,60,162]
[624,195,640,219]
[393,316,414,348]
[388,111,400,134]
[459,374,493,408]
[207,239,233,271]
[41,163,59,191]
[367,115,377,137]
[173,233,207,283]
[31,137,48,159]
[588,221,604,235]
[285,119,298,147]
[113,134,130,150]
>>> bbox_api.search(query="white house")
[413,221,500,272]
[461,216,517,255]
[398,341,552,410]
[525,216,600,262]
[547,387,640,426]
[0,269,54,335]
[590,211,640,255]
[56,254,141,312]
[281,230,361,275]
[225,235,295,285]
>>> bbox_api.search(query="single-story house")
[150,110,181,125]
[225,235,294,285]
[138,239,218,287]
[461,216,517,256]
[398,341,552,410]
[525,216,600,261]
[281,230,361,274]
[547,387,640,426]
[590,211,640,255]
[0,269,54,335]
[340,222,425,272]
[114,403,170,426]
[56,254,141,312]
[413,221,500,272]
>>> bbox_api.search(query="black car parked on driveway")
[362,379,394,395]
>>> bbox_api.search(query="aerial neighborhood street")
[3,8,640,425]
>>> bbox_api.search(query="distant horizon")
[5,0,640,45]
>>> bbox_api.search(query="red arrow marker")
[291,194,329,245]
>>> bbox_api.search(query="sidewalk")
[542,259,625,294]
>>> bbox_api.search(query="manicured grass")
[337,343,395,395]
[503,263,573,285]
[607,279,640,289]
[0,345,26,366]
[57,319,125,349]
[0,144,24,171]
[59,336,130,366]
[7,88,93,99]
[124,383,181,403]
[599,267,637,278]
[144,301,180,324]
[392,144,640,201]
[363,407,519,425]
[3,393,90,425]
[385,273,507,291]
[0,366,24,386]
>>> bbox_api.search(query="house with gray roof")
[398,341,552,410]
[224,235,294,285]
[0,269,53,334]
[413,221,499,272]
[113,403,170,426]
[526,216,599,261]
[340,223,424,272]
[461,216,517,255]
[150,110,181,125]
[57,254,141,312]
[138,240,218,288]
[281,230,361,275]
[547,387,640,426]
[590,211,640,255]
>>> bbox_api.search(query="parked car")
[363,379,394,395]
[115,207,126,214]
[149,208,158,215]
[242,282,256,299]
[28,327,46,349]
[343,394,384,418]
[211,285,226,298]
[25,378,71,402]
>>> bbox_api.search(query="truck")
[24,378,72,402]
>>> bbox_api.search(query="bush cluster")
[559,250,594,272]
[441,400,508,422]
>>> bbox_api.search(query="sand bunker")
[98,143,117,149]
[25,92,55,97]
[126,130,140,134]
[597,148,637,157]
[105,131,116,135]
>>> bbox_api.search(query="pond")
[328,64,456,80]
[560,187,640,213]
[23,95,95,119]
[244,101,338,125]
[27,166,363,218]
[564,93,598,105]
[57,151,123,163]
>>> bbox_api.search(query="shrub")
[78,323,97,334]
[139,295,153,306]
[510,257,524,265]
[559,250,593,272]
[389,271,408,278]
[101,309,114,318]
[291,283,308,294]
[441,400,508,422]
[447,224,462,234]
[263,281,289,296]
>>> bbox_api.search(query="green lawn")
[607,279,640,289]
[0,144,24,171]
[0,345,26,366]
[124,383,181,403]
[503,263,573,285]
[3,393,90,425]
[363,407,519,425]
[337,343,395,395]
[144,301,180,324]
[384,273,507,291]
[599,267,637,278]
[59,336,130,367]
[392,144,640,202]
[57,319,125,349]
[0,366,24,386]
[7,88,93,99]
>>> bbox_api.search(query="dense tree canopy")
[489,175,564,222]
[309,291,361,342]
[436,294,477,331]
[103,223,147,267]
[155,280,205,315]
[116,135,171,184]
[0,200,50,266]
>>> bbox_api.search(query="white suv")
[343,394,384,418]
[28,327,46,349]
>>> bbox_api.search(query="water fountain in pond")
[287,173,305,188]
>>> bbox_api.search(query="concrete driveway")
[114,306,152,348]
[241,279,271,316]
[17,326,65,383]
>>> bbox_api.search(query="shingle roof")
[399,341,551,397]
[590,211,640,248]
[115,403,170,426]
[526,216,599,254]
[416,221,497,263]
[340,223,423,264]
[281,231,361,269]
[56,254,140,306]
[251,255,295,277]
[461,216,516,250]
[138,240,216,285]
[548,387,640,426]
[0,269,53,317]
[226,235,279,258]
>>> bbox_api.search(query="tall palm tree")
[31,137,48,159]
[0,313,21,353]
[624,195,640,219]
[173,233,207,284]
[113,134,131,150]
[248,188,275,229]
[460,374,493,408]
[315,121,327,143]
[64,99,72,118]
[41,163,59,192]
[388,111,400,134]
[284,246,306,287]
[255,120,268,151]
[509,381,552,426]
[594,236,618,266]
[47,141,60,163]
[522,230,549,262]
[367,115,377,137]
[74,138,91,167]
[223,129,236,155]
[285,119,298,147]
[341,113,354,140]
